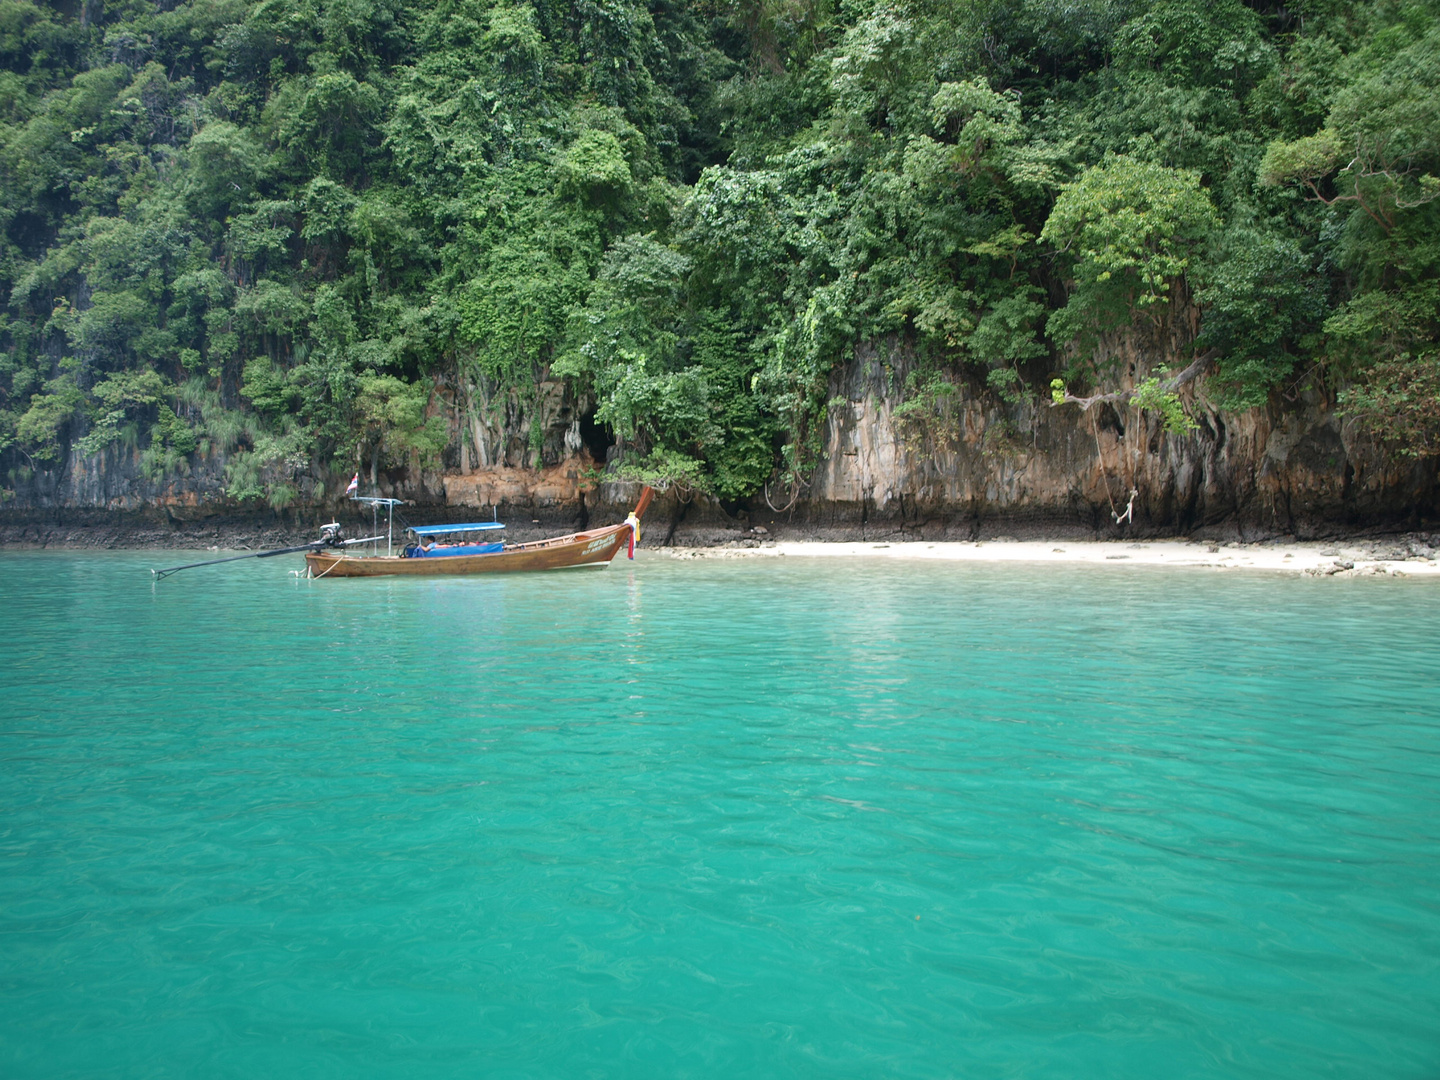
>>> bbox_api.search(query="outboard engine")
[318,522,346,547]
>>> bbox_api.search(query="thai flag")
[345,472,359,496]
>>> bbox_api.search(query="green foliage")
[15,374,82,461]
[240,357,301,417]
[222,422,309,503]
[2,0,1439,501]
[1111,0,1270,92]
[1253,6,1440,449]
[1129,375,1197,434]
[1041,156,1219,355]
[1258,128,1345,190]
[560,235,776,497]
[893,370,961,451]
[985,366,1028,406]
[560,130,634,201]
[968,296,1047,370]
[610,446,711,493]
[1340,352,1440,458]
[77,369,178,457]
[1195,226,1321,409]
[353,373,447,468]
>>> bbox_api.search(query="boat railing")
[351,496,405,556]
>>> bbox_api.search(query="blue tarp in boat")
[411,522,505,535]
[415,542,504,557]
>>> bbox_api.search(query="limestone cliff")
[800,342,1438,538]
[3,342,1437,545]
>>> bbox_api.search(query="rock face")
[4,339,1437,543]
[800,342,1438,538]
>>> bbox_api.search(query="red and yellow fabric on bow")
[624,512,640,559]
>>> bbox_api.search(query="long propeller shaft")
[152,536,383,579]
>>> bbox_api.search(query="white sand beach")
[661,537,1440,576]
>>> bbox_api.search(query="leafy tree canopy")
[2,0,1439,503]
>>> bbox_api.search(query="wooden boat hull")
[304,522,634,578]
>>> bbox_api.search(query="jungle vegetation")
[0,0,1436,504]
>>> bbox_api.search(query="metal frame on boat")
[302,487,653,578]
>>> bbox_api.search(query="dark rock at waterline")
[3,334,1438,546]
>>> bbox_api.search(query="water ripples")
[0,552,1438,1077]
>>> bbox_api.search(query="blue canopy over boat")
[410,522,505,535]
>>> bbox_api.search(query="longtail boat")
[302,486,653,579]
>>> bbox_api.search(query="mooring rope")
[309,555,341,580]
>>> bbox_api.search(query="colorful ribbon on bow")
[625,512,640,559]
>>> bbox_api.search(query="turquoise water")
[1,551,1438,1079]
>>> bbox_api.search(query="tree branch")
[1052,347,1222,411]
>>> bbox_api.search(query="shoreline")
[4,530,1437,579]
[659,537,1440,577]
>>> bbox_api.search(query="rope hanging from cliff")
[766,480,800,515]
[1088,408,1138,527]
[1089,408,1120,521]
[1114,488,1137,526]
[1119,406,1141,525]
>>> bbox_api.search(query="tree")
[1042,156,1218,351]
